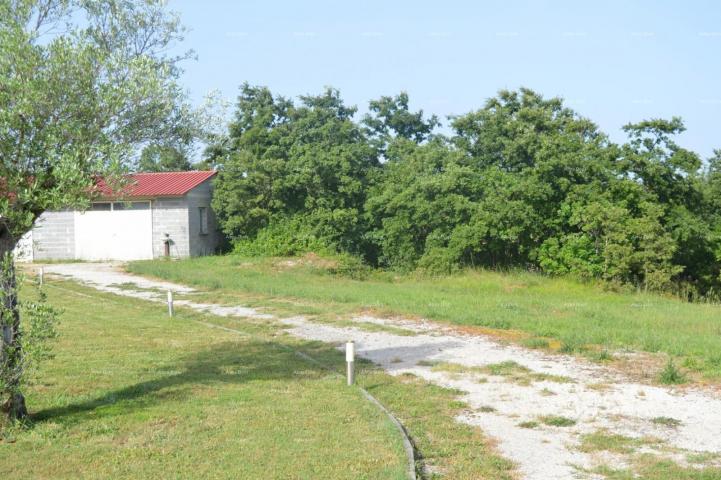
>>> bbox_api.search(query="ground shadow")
[32,338,343,425]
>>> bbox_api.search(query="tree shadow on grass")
[31,339,341,425]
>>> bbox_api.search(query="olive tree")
[0,0,193,419]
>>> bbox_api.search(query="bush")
[416,247,460,275]
[328,253,372,280]
[659,359,687,385]
[233,218,331,257]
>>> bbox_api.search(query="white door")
[74,202,153,260]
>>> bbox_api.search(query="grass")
[128,255,721,379]
[595,454,721,480]
[579,431,648,454]
[517,421,539,429]
[0,279,515,480]
[517,416,578,429]
[651,416,682,428]
[580,432,721,479]
[307,315,418,337]
[538,415,576,427]
[418,360,572,385]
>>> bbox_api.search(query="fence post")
[167,290,173,317]
[346,341,355,386]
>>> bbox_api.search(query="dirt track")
[43,262,721,479]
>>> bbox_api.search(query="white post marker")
[346,340,355,386]
[38,267,44,286]
[167,290,174,317]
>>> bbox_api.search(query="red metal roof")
[95,171,217,198]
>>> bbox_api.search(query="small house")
[16,171,221,261]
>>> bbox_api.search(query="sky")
[171,0,721,158]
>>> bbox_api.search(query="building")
[15,171,222,261]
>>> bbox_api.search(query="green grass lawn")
[1,279,514,479]
[128,255,721,380]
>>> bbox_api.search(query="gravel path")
[42,263,721,479]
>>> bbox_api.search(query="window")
[89,202,111,211]
[113,201,150,211]
[199,207,208,235]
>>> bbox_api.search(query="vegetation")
[538,415,576,427]
[137,144,193,173]
[423,360,572,385]
[0,262,57,421]
[207,85,721,301]
[0,0,198,419]
[578,431,646,454]
[129,255,721,379]
[0,280,410,478]
[0,279,516,479]
[659,359,687,385]
[595,454,721,480]
[651,417,682,428]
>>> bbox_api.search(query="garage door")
[74,201,153,260]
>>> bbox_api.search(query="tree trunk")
[0,230,27,420]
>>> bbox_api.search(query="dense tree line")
[209,84,721,298]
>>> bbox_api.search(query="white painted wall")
[74,205,153,260]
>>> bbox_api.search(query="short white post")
[167,290,174,317]
[38,267,44,286]
[346,341,355,386]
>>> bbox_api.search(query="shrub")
[416,247,460,275]
[659,359,687,385]
[233,218,331,257]
[328,253,372,280]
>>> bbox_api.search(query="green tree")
[363,92,439,155]
[212,85,377,254]
[137,145,193,172]
[0,0,192,419]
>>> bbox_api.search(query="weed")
[539,415,576,427]
[523,337,550,349]
[587,383,612,391]
[417,360,437,367]
[518,421,539,429]
[651,416,682,428]
[592,349,613,362]
[579,431,639,453]
[659,359,687,385]
[559,335,584,353]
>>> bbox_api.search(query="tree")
[138,145,192,172]
[212,85,377,255]
[0,0,192,419]
[363,92,439,156]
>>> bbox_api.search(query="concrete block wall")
[151,198,190,258]
[186,179,222,256]
[32,210,75,260]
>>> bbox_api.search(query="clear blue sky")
[172,0,721,158]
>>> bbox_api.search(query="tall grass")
[129,255,721,378]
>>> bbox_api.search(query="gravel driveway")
[41,262,721,479]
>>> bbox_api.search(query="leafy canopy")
[211,84,721,297]
[0,0,195,246]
